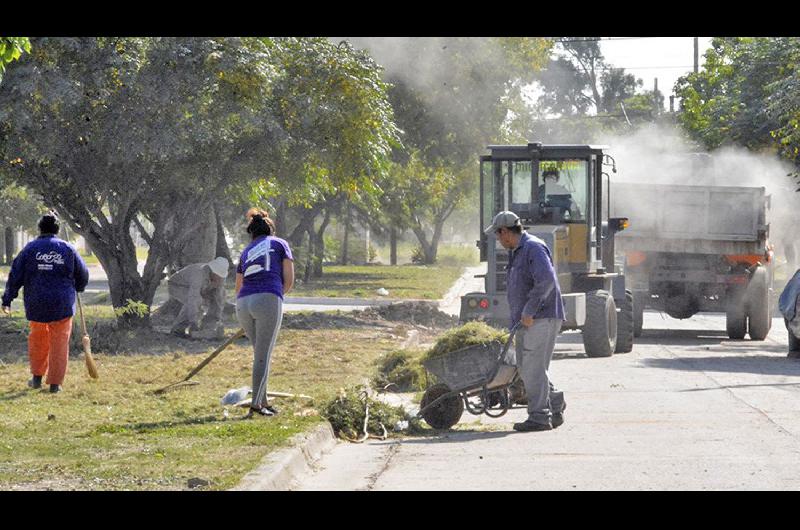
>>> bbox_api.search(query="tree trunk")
[176,208,217,269]
[313,208,331,278]
[390,227,398,266]
[341,204,350,265]
[214,203,234,276]
[5,226,15,265]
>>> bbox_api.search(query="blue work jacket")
[1,235,89,323]
[506,232,566,329]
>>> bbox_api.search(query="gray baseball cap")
[484,211,521,235]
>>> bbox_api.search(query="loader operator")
[168,256,229,339]
[538,168,581,220]
[485,210,567,432]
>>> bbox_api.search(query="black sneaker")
[49,384,61,394]
[552,413,564,429]
[264,405,279,416]
[513,419,552,432]
[28,376,42,389]
[245,406,274,418]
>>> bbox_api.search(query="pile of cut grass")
[424,321,509,360]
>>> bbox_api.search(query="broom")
[76,294,99,379]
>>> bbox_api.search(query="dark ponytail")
[247,214,272,239]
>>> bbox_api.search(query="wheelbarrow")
[417,323,525,429]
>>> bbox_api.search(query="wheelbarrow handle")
[498,322,522,362]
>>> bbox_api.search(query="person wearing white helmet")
[167,256,229,339]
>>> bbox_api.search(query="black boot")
[49,384,61,394]
[28,375,42,389]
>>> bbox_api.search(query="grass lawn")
[0,306,409,490]
[292,264,466,300]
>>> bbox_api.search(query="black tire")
[746,266,771,341]
[788,320,800,353]
[420,383,463,430]
[633,292,646,338]
[726,292,747,340]
[615,290,634,353]
[582,290,618,358]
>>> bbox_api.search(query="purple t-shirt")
[236,236,293,300]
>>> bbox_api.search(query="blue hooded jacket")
[1,235,90,323]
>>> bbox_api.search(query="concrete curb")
[231,422,338,491]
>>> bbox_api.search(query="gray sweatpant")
[236,292,283,408]
[514,318,565,425]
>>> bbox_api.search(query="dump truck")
[460,143,634,357]
[611,181,773,340]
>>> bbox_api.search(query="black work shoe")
[513,419,552,432]
[28,376,42,389]
[264,405,279,416]
[788,350,800,359]
[245,406,274,418]
[552,413,564,429]
[49,384,61,394]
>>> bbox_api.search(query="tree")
[350,37,552,263]
[599,68,642,114]
[0,37,30,84]
[0,37,285,326]
[246,38,400,275]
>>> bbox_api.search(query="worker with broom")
[1,213,89,393]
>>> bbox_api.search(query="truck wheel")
[726,299,747,340]
[633,292,646,338]
[615,290,634,353]
[420,383,463,430]
[746,266,772,341]
[582,290,618,358]
[788,319,800,353]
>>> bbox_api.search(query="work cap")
[208,256,229,279]
[484,211,521,235]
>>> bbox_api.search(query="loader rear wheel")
[615,290,634,354]
[420,383,463,430]
[746,266,771,341]
[633,292,646,338]
[726,293,747,340]
[583,290,617,358]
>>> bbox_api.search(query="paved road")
[291,311,800,490]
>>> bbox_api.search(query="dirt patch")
[355,302,458,328]
[281,311,380,330]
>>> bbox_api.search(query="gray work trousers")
[514,318,565,425]
[235,292,283,408]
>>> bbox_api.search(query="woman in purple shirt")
[235,213,294,417]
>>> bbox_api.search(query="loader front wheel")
[582,290,617,358]
[420,383,463,430]
[615,290,634,354]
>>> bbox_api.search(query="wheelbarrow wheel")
[420,383,464,430]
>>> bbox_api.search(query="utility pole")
[654,77,659,114]
[694,37,699,73]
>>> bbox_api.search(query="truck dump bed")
[610,183,768,255]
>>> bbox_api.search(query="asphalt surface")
[291,311,800,490]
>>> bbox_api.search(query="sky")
[598,37,714,109]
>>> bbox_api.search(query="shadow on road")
[642,355,800,376]
[680,382,800,392]
[387,429,516,445]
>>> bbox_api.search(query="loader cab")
[478,143,610,274]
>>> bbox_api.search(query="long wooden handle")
[182,328,246,382]
[77,293,88,336]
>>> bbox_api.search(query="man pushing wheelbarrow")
[418,211,567,432]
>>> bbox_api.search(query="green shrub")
[425,321,509,360]
[322,385,419,439]
[373,349,428,392]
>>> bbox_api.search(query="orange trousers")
[28,317,73,386]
